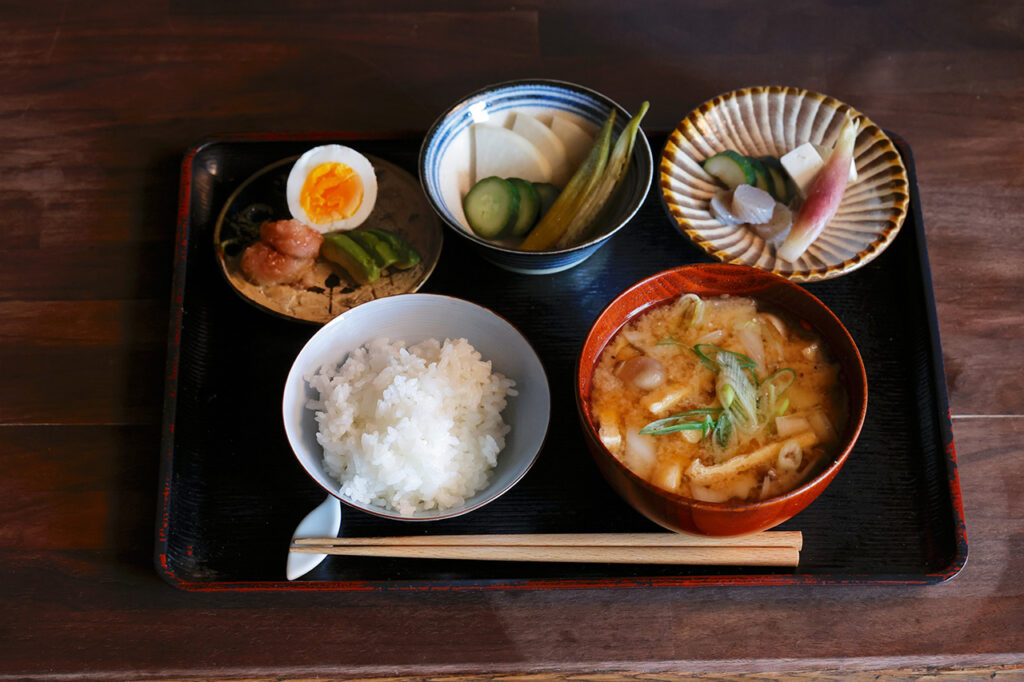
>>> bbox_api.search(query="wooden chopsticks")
[291,531,802,566]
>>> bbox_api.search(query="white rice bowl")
[305,337,516,516]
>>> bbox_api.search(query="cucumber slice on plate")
[768,166,789,202]
[463,176,520,238]
[507,178,540,237]
[746,157,773,194]
[759,156,790,202]
[703,150,756,188]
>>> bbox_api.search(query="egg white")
[286,145,378,232]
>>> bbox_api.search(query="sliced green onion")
[638,347,795,450]
[701,414,715,438]
[717,352,758,424]
[692,345,718,371]
[693,344,757,371]
[640,409,723,436]
[677,294,705,328]
[656,335,684,346]
[714,410,733,447]
[761,368,796,394]
[639,421,705,436]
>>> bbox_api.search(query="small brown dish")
[575,263,868,536]
[213,153,443,324]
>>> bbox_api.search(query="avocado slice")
[349,230,399,268]
[321,232,381,284]
[366,229,421,270]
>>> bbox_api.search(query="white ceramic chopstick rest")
[286,496,342,580]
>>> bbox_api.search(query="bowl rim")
[659,85,910,283]
[575,262,868,513]
[282,292,551,522]
[418,78,653,256]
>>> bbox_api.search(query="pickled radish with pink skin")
[777,116,859,262]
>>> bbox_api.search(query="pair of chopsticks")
[291,531,802,567]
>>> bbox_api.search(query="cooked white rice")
[306,337,516,516]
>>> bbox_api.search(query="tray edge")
[888,132,968,584]
[154,131,968,591]
[154,139,207,588]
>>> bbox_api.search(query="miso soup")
[590,294,846,503]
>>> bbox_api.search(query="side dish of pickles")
[702,115,859,263]
[462,102,649,250]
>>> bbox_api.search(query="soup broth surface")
[590,294,845,502]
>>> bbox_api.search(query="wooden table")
[2,1,1022,678]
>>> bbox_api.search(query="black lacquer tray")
[156,132,966,590]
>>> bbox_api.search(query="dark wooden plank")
[0,301,166,425]
[0,418,1019,677]
[0,425,159,552]
[0,300,165,347]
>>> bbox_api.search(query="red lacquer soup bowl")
[576,263,868,536]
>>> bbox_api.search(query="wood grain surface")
[1,0,1022,678]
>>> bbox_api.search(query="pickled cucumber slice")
[463,176,519,238]
[532,182,560,218]
[746,156,773,194]
[703,151,756,188]
[759,156,790,202]
[507,178,540,237]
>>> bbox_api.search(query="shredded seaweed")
[219,203,275,254]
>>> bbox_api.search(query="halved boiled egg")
[286,145,378,232]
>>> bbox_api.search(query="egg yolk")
[299,162,364,224]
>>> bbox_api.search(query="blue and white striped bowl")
[419,79,652,274]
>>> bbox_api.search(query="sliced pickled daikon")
[512,113,570,186]
[472,124,552,184]
[549,115,594,170]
